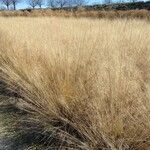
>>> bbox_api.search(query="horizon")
[0,0,149,10]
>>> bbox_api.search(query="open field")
[0,17,150,149]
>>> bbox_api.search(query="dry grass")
[0,17,150,149]
[0,9,150,19]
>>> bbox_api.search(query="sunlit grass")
[0,17,150,149]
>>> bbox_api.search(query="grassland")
[0,17,150,149]
[0,9,150,20]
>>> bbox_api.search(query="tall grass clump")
[0,17,150,149]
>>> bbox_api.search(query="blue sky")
[17,0,28,9]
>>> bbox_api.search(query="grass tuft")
[0,17,150,149]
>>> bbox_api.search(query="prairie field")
[0,9,150,19]
[0,17,150,149]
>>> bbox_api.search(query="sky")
[17,0,28,9]
[0,0,149,10]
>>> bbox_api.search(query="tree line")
[0,0,19,10]
[0,0,88,10]
[0,0,140,10]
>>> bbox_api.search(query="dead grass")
[0,9,150,19]
[0,17,150,149]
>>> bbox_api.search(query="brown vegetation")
[0,8,150,19]
[0,17,150,149]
